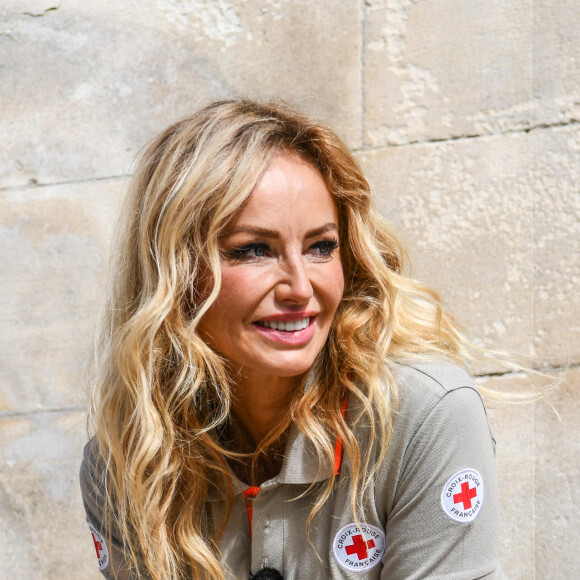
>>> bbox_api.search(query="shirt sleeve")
[380,387,506,580]
[80,439,151,580]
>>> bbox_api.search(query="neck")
[231,372,300,446]
[224,373,300,486]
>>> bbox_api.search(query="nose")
[275,255,313,304]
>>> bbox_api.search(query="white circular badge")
[440,468,484,523]
[333,523,386,573]
[87,520,110,571]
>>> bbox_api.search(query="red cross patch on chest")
[333,523,386,573]
[441,468,484,523]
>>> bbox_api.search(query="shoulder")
[377,361,497,514]
[80,437,108,517]
[79,438,122,577]
[374,362,502,578]
[380,360,497,501]
[392,360,476,402]
[389,360,488,441]
[80,437,103,484]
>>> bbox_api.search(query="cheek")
[333,260,345,297]
[323,261,345,313]
[212,267,263,316]
[197,268,245,336]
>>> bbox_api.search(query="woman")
[81,99,505,579]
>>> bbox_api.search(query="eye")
[308,239,340,257]
[226,243,270,260]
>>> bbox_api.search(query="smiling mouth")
[255,317,311,332]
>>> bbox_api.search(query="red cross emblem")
[453,482,477,509]
[345,534,376,561]
[92,533,104,558]
[333,523,385,572]
[87,521,110,571]
[441,469,484,523]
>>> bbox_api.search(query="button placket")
[250,483,285,576]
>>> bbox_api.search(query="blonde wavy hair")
[91,99,477,579]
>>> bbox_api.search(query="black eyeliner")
[225,242,269,259]
[312,238,340,253]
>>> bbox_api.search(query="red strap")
[333,394,348,476]
[243,486,260,538]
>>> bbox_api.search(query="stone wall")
[0,1,578,578]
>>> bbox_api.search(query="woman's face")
[199,153,344,384]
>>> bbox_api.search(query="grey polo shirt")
[80,362,506,579]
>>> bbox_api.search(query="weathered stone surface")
[534,366,580,579]
[0,0,362,189]
[0,410,99,579]
[358,124,580,369]
[0,179,126,412]
[531,125,580,366]
[483,367,580,580]
[483,375,536,580]
[533,0,580,127]
[363,0,580,147]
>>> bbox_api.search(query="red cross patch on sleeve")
[87,520,110,571]
[440,468,484,523]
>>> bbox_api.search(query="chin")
[269,365,313,378]
[261,357,317,379]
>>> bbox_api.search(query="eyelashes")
[224,238,340,261]
[311,239,340,256]
[226,243,269,260]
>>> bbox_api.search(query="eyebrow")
[221,223,339,239]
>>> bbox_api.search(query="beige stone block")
[0,410,99,579]
[0,179,126,412]
[531,125,580,366]
[363,0,580,146]
[0,0,362,188]
[484,374,536,580]
[533,0,580,126]
[483,368,579,579]
[358,125,579,369]
[364,0,533,146]
[358,133,536,365]
[534,366,580,579]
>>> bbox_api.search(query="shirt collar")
[272,420,334,486]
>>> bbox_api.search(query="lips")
[253,315,317,345]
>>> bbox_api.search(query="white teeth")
[259,317,310,331]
